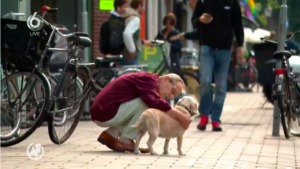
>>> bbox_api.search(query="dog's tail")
[130,115,145,128]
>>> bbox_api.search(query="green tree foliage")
[251,0,280,28]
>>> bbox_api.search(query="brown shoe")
[111,139,150,153]
[97,131,149,153]
[97,131,117,150]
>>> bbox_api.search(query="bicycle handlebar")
[261,38,277,45]
[151,40,165,45]
[41,6,58,13]
[27,12,88,39]
[261,31,300,45]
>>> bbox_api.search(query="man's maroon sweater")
[91,72,172,122]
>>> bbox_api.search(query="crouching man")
[91,72,191,153]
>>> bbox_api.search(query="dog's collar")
[177,103,192,114]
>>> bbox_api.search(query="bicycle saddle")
[67,35,91,48]
[74,32,88,37]
[273,50,292,60]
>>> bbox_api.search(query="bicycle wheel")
[278,75,293,139]
[1,71,49,147]
[290,80,300,136]
[48,72,86,144]
[180,71,200,102]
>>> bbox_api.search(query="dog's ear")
[189,102,198,116]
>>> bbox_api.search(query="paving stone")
[1,93,300,169]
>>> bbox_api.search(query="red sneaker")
[197,115,209,131]
[212,121,222,132]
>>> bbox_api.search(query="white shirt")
[123,17,140,53]
[110,10,120,17]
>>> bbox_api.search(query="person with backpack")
[99,0,128,56]
[122,0,152,65]
[192,0,244,131]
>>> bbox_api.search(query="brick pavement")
[1,92,300,169]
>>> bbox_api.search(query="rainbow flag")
[242,0,257,21]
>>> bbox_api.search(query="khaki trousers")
[94,98,148,140]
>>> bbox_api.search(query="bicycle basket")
[1,18,54,71]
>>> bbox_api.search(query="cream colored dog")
[132,96,198,156]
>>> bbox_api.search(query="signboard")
[138,44,170,72]
[99,0,114,11]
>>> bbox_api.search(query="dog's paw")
[150,151,158,155]
[179,152,186,156]
[134,149,141,154]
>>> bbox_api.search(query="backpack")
[99,14,136,55]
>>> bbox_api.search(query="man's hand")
[170,32,185,41]
[199,13,213,24]
[166,109,192,129]
[128,52,136,60]
[235,47,244,63]
[143,40,153,46]
[170,34,181,41]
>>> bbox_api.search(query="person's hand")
[128,52,136,60]
[143,40,153,46]
[166,109,192,129]
[199,13,213,24]
[170,32,185,41]
[235,47,244,62]
[170,35,181,41]
[180,113,192,129]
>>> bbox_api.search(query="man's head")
[114,0,128,15]
[158,73,185,100]
[130,0,145,14]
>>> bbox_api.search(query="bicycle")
[262,31,300,138]
[1,7,92,146]
[149,40,201,101]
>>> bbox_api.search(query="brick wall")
[92,0,110,59]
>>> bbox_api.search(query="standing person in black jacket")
[192,0,244,131]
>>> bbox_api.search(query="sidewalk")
[1,92,300,169]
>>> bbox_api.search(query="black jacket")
[191,0,244,49]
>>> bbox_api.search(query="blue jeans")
[199,45,231,123]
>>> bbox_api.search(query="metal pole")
[186,0,193,48]
[82,0,89,62]
[272,0,288,136]
[82,0,91,120]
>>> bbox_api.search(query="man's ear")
[162,76,171,82]
[166,76,171,81]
